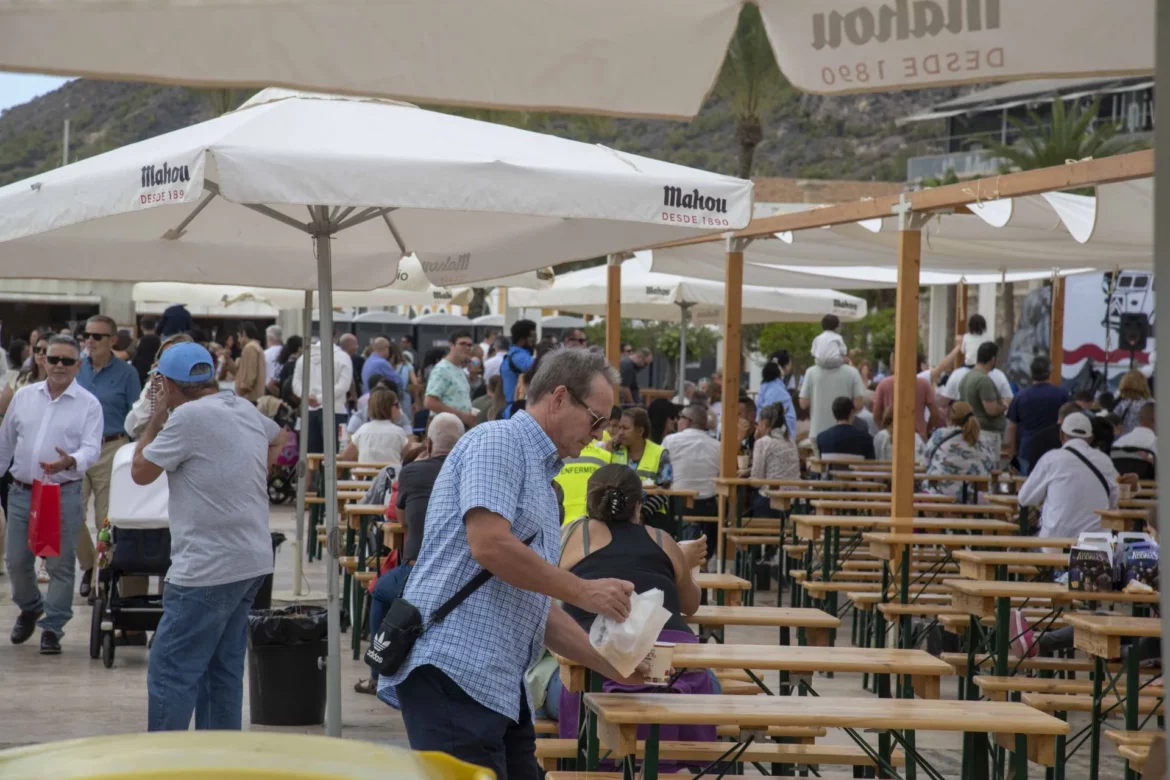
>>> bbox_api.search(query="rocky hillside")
[0,77,966,187]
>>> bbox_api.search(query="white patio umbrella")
[0,88,752,737]
[510,252,866,397]
[1,1,1152,116]
[132,281,478,310]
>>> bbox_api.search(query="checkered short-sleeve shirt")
[381,411,563,720]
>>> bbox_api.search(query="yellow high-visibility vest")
[612,439,665,484]
[554,440,612,525]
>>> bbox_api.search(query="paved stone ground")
[0,504,1129,777]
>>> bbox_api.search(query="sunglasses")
[33,347,45,355]
[46,356,78,367]
[564,386,607,431]
[84,332,111,341]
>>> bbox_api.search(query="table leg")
[586,670,601,771]
[995,595,1011,776]
[779,625,791,695]
[1015,734,1029,780]
[1088,657,1103,780]
[1124,641,1140,780]
[642,723,660,780]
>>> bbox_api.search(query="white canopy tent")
[511,251,865,397]
[1,1,1152,116]
[132,281,478,311]
[0,88,753,737]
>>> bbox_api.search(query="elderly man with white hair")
[355,412,467,695]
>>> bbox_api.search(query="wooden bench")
[1021,692,1165,716]
[1118,744,1149,772]
[1106,730,1165,747]
[940,652,1098,676]
[977,675,1165,701]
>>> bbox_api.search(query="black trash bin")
[251,532,287,611]
[247,605,328,726]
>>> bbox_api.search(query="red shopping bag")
[28,479,61,557]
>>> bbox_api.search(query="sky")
[0,73,72,113]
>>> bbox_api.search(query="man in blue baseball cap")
[130,342,288,732]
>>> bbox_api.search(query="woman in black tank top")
[560,465,701,633]
[553,464,717,753]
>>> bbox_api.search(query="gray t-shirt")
[144,391,281,587]
[799,364,866,440]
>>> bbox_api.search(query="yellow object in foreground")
[0,732,495,780]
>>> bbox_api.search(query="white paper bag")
[588,588,672,678]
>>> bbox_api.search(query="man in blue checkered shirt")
[383,348,639,780]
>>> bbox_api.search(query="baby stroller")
[89,443,171,669]
[258,395,299,504]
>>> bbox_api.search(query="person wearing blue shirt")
[361,337,399,395]
[382,348,641,780]
[1007,356,1071,475]
[756,361,797,438]
[501,319,537,402]
[76,315,144,598]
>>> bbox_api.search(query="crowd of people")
[0,301,1157,759]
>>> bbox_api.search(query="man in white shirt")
[662,404,721,559]
[483,337,508,384]
[263,325,283,392]
[292,335,354,463]
[1019,412,1127,540]
[0,335,103,654]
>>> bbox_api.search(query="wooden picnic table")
[694,572,751,606]
[950,550,1069,581]
[791,515,1018,542]
[715,477,885,495]
[1066,614,1164,780]
[812,500,1014,518]
[584,692,1070,780]
[768,490,953,511]
[808,456,890,474]
[863,533,1077,561]
[1097,508,1152,533]
[643,487,697,507]
[685,605,839,647]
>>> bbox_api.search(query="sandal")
[353,678,379,695]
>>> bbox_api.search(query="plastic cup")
[644,642,675,686]
[1118,482,1134,501]
[737,455,751,471]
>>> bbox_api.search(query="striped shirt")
[381,411,563,720]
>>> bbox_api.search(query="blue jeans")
[5,480,84,636]
[367,563,413,677]
[148,575,265,731]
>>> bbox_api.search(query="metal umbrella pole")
[678,302,692,401]
[292,290,312,597]
[312,208,343,738]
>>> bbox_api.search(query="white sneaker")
[36,560,49,583]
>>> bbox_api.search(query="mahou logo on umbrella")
[140,162,190,189]
[661,186,732,228]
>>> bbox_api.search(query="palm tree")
[984,97,1147,172]
[983,97,1146,356]
[203,88,241,117]
[714,3,783,179]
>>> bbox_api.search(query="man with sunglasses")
[0,335,103,654]
[383,348,639,780]
[562,328,587,349]
[76,314,144,600]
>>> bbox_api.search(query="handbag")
[365,532,537,676]
[28,476,62,557]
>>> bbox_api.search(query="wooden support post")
[955,280,968,338]
[717,239,745,572]
[1049,275,1066,385]
[891,228,921,527]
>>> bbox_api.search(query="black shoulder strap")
[430,532,538,625]
[1066,446,1111,498]
[937,429,963,448]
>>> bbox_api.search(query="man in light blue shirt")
[756,361,797,439]
[383,348,639,780]
[361,337,399,394]
[76,314,143,596]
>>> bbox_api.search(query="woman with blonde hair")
[922,401,996,500]
[1113,370,1152,436]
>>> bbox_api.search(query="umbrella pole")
[678,303,690,401]
[314,212,343,738]
[293,290,312,597]
[1155,4,1170,769]
[606,255,622,378]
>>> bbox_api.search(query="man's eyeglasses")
[84,332,111,341]
[564,386,607,431]
[46,356,78,367]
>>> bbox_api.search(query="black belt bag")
[365,533,536,676]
